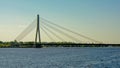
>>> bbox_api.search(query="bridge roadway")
[40,43,119,47]
[22,43,120,47]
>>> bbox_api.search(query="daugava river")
[0,47,120,68]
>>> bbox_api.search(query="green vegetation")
[0,40,120,48]
[0,41,11,48]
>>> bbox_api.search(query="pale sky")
[0,0,120,44]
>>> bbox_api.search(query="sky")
[0,0,120,44]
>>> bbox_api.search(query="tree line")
[0,40,120,48]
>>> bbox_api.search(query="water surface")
[0,47,120,68]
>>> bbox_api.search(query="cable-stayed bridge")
[15,14,105,48]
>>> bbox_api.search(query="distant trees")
[0,41,3,44]
[0,40,120,48]
[0,41,11,48]
[10,40,20,48]
[0,40,20,48]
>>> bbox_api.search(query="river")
[0,47,120,68]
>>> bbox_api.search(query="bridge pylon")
[34,14,42,48]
